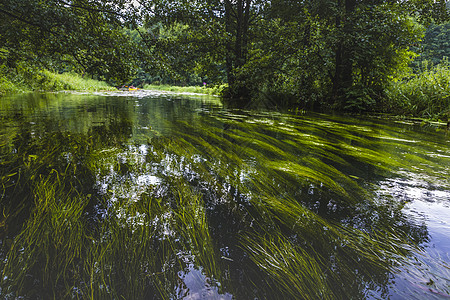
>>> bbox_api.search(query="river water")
[0,91,449,299]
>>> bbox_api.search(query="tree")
[137,0,265,101]
[411,20,450,68]
[139,0,425,111]
[401,0,450,26]
[229,0,424,110]
[326,1,424,110]
[0,0,139,84]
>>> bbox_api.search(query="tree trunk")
[223,0,251,101]
[332,0,355,108]
[224,0,235,87]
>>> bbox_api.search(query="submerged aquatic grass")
[1,95,449,299]
[2,174,91,298]
[1,166,223,299]
[242,232,332,300]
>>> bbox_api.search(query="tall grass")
[0,64,114,95]
[0,65,27,95]
[0,76,20,95]
[35,70,115,92]
[386,60,450,120]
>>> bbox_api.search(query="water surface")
[0,91,449,299]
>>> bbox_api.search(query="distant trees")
[417,22,450,65]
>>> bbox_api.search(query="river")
[0,90,449,299]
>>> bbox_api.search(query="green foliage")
[386,60,450,119]
[0,0,139,85]
[2,0,444,112]
[414,21,450,67]
[2,0,449,112]
[400,0,450,25]
[138,0,427,111]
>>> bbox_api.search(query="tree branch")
[0,8,57,34]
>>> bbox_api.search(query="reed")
[386,60,450,119]
[40,71,115,92]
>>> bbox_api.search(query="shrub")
[386,60,450,119]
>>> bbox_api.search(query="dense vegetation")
[1,1,450,296]
[1,0,450,118]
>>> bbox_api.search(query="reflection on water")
[376,174,450,299]
[0,91,449,299]
[176,264,233,300]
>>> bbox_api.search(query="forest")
[1,0,450,119]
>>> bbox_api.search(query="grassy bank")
[0,66,114,95]
[143,84,226,96]
[385,61,450,121]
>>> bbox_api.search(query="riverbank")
[384,62,450,122]
[0,68,115,95]
[2,68,448,125]
[144,75,449,123]
[143,84,226,96]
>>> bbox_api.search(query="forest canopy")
[1,0,450,114]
